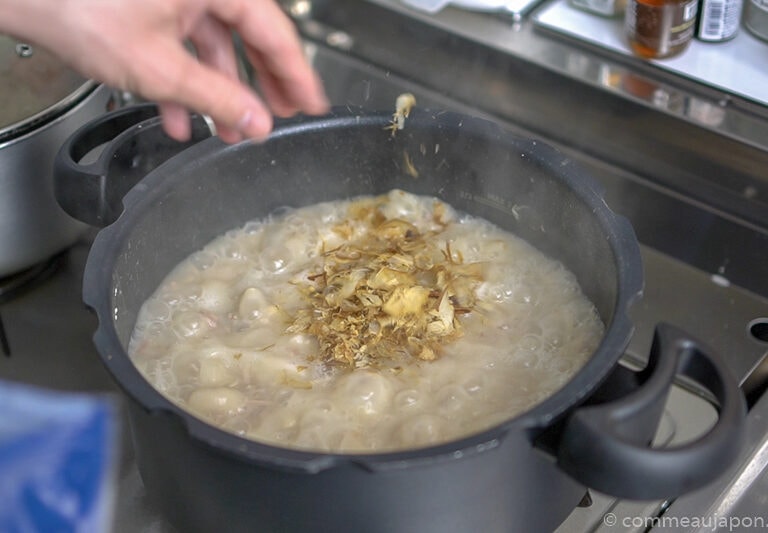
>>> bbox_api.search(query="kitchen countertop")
[290,0,768,296]
[534,0,768,107]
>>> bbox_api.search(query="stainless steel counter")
[2,0,768,531]
[291,0,768,297]
[533,0,768,107]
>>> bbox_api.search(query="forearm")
[0,0,67,45]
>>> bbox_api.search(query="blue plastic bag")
[0,380,118,533]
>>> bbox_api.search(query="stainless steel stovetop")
[2,1,768,531]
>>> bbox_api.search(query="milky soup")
[128,190,604,452]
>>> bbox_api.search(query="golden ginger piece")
[287,194,485,370]
[382,286,431,317]
[369,267,415,290]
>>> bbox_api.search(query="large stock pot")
[54,104,746,533]
[0,36,113,276]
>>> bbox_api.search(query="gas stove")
[2,0,768,531]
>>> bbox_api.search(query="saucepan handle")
[54,103,214,227]
[556,322,746,499]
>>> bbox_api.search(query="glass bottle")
[696,0,743,42]
[625,0,699,58]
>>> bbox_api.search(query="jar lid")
[0,35,96,139]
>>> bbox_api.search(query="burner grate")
[0,315,9,357]
[0,254,65,356]
[0,254,64,304]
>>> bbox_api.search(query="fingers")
[128,35,274,141]
[158,0,328,142]
[93,0,329,143]
[207,0,329,116]
[188,16,243,143]
[158,102,192,141]
[243,48,300,118]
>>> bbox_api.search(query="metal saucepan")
[54,104,746,533]
[0,37,113,276]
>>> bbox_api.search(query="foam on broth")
[128,190,604,452]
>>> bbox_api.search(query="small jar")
[696,0,743,42]
[744,0,768,42]
[625,0,699,58]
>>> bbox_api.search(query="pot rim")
[83,108,643,473]
[0,81,101,147]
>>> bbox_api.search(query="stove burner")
[0,254,65,357]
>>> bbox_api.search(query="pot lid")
[0,35,96,139]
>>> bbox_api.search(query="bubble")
[512,282,538,305]
[172,310,212,338]
[518,334,542,352]
[286,334,319,357]
[516,350,539,369]
[273,388,294,405]
[261,251,288,273]
[477,282,506,303]
[251,406,299,443]
[294,427,329,451]
[394,389,421,411]
[171,352,202,385]
[243,221,263,234]
[540,314,566,350]
[554,358,575,374]
[270,206,295,219]
[398,414,446,447]
[461,373,486,396]
[223,243,247,261]
[237,287,269,319]
[132,320,176,356]
[199,280,233,313]
[151,366,174,394]
[299,402,337,434]
[162,283,201,307]
[143,298,170,320]
[219,417,250,437]
[190,251,217,271]
[333,371,394,416]
[435,385,469,414]
[187,387,247,417]
[198,358,237,387]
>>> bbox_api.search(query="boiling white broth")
[128,190,604,452]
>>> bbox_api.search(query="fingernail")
[217,125,243,144]
[237,110,253,130]
[238,110,272,141]
[317,95,331,113]
[314,75,331,113]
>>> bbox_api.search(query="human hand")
[0,0,329,143]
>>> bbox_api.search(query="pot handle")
[555,322,746,500]
[54,103,214,227]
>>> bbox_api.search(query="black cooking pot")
[54,104,746,533]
